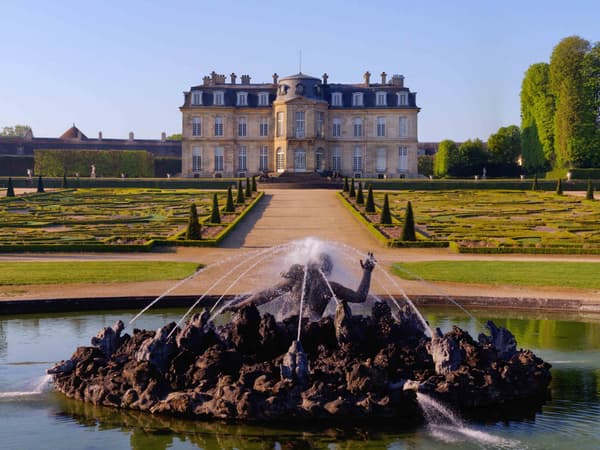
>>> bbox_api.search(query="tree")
[549,36,591,168]
[210,193,221,224]
[380,194,392,225]
[245,177,252,197]
[6,177,15,197]
[186,203,201,240]
[0,125,32,137]
[487,125,521,175]
[236,180,245,204]
[251,175,257,192]
[166,133,182,140]
[37,175,44,193]
[225,186,235,212]
[400,201,416,241]
[349,178,356,197]
[556,178,563,195]
[418,155,434,177]
[433,140,458,177]
[586,179,594,200]
[343,176,349,192]
[454,139,487,177]
[356,182,364,204]
[365,184,375,213]
[580,43,600,167]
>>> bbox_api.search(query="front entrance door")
[294,148,306,172]
[315,148,324,172]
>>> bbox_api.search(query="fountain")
[47,238,551,424]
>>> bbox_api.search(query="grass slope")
[0,261,201,285]
[392,261,600,290]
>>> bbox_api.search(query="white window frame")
[397,92,408,106]
[258,92,269,106]
[213,91,224,106]
[259,117,269,137]
[331,92,342,106]
[332,147,342,171]
[332,118,341,137]
[238,117,247,137]
[191,91,203,105]
[376,91,387,106]
[259,146,269,171]
[238,145,247,171]
[353,146,363,172]
[377,117,386,137]
[214,117,224,137]
[295,111,305,138]
[399,116,408,137]
[237,91,248,106]
[316,112,324,138]
[352,92,364,107]
[214,147,224,171]
[353,118,363,137]
[192,117,202,137]
[192,146,202,172]
[398,146,408,171]
[277,112,284,137]
[376,148,386,172]
[276,147,285,172]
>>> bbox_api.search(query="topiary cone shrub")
[343,176,349,193]
[225,186,235,212]
[252,175,257,192]
[400,200,416,241]
[37,176,45,193]
[237,180,245,204]
[586,179,594,200]
[531,175,539,191]
[365,184,375,213]
[380,193,392,225]
[349,178,356,198]
[62,174,68,188]
[210,193,221,224]
[556,178,563,195]
[186,203,202,240]
[6,177,15,197]
[356,181,364,204]
[245,177,252,197]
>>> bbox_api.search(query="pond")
[1,307,599,449]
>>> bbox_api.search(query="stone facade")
[181,71,420,178]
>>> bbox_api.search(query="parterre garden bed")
[0,187,262,251]
[342,189,600,254]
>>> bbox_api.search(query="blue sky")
[0,0,598,142]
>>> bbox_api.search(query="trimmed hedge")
[0,156,34,176]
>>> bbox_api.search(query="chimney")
[230,73,237,84]
[98,131,103,140]
[381,72,387,84]
[391,74,405,87]
[161,132,166,141]
[240,74,251,85]
[203,76,211,86]
[129,132,134,141]
[363,71,371,86]
[210,71,217,84]
[272,73,279,84]
[322,73,329,84]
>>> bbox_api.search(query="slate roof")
[60,124,88,140]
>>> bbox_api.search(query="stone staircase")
[259,171,343,189]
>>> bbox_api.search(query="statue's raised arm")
[330,252,376,304]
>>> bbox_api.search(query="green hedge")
[2,176,238,189]
[154,157,182,177]
[34,149,154,177]
[363,179,589,191]
[568,168,600,180]
[0,156,34,176]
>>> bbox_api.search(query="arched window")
[294,148,306,171]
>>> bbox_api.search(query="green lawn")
[391,261,600,290]
[0,261,201,285]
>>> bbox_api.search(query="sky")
[0,0,598,142]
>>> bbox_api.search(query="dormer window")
[376,91,387,106]
[352,92,364,107]
[258,92,269,106]
[191,91,203,105]
[397,92,408,106]
[331,92,343,106]
[213,91,224,105]
[237,92,248,106]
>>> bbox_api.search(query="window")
[258,92,269,106]
[238,117,247,137]
[376,91,387,106]
[213,91,224,105]
[332,118,341,137]
[192,117,202,137]
[399,116,408,137]
[276,147,285,172]
[352,92,364,106]
[377,117,386,137]
[295,111,305,138]
[376,148,386,172]
[259,146,269,171]
[399,146,408,171]
[353,118,363,137]
[295,148,306,170]
[192,146,202,172]
[276,112,284,137]
[315,112,324,138]
[192,91,202,105]
[237,92,248,106]
[214,117,224,137]
[397,92,408,106]
[353,146,363,172]
[214,147,224,171]
[332,147,342,171]
[259,118,269,137]
[238,146,247,170]
[331,92,342,106]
